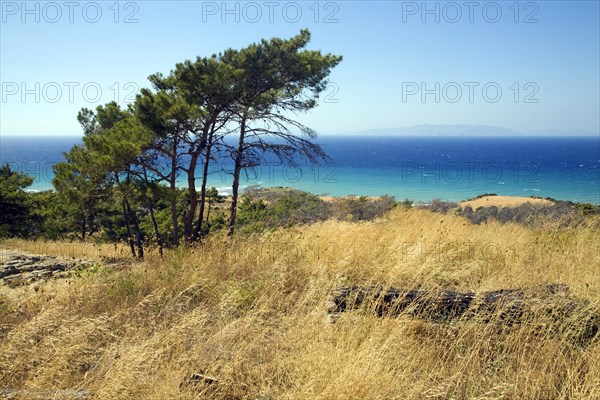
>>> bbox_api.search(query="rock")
[180,373,219,392]
[0,266,18,278]
[0,251,95,287]
[2,259,23,266]
[188,373,218,385]
[328,284,599,343]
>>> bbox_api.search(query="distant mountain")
[354,124,523,137]
[523,129,598,136]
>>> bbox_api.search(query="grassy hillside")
[1,207,599,399]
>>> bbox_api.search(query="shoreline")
[6,136,600,205]
[23,186,600,206]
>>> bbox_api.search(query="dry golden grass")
[0,238,160,262]
[1,208,599,399]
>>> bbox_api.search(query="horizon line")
[2,133,599,138]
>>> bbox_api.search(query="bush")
[236,188,330,234]
[574,202,600,216]
[329,195,396,221]
[0,164,37,237]
[425,199,457,214]
[454,201,598,228]
[236,188,397,233]
[399,198,414,209]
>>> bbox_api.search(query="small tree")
[0,164,35,237]
[54,103,154,258]
[52,146,109,241]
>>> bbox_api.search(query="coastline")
[24,184,600,206]
[4,135,600,205]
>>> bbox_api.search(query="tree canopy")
[8,30,342,255]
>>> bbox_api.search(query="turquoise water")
[1,135,599,204]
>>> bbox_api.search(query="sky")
[1,0,599,136]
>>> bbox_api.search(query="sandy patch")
[318,195,384,203]
[459,195,554,209]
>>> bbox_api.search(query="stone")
[0,251,95,287]
[328,284,599,343]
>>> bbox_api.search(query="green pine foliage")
[0,164,37,237]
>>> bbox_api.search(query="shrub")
[235,188,397,233]
[574,202,600,215]
[399,198,414,209]
[425,199,458,214]
[329,195,396,221]
[453,201,599,228]
[236,188,330,234]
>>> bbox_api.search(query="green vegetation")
[235,188,396,234]
[574,202,600,215]
[426,199,600,227]
[0,31,342,258]
[237,188,329,234]
[0,164,43,237]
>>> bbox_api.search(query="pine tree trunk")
[169,182,178,246]
[169,138,180,246]
[143,167,163,256]
[195,129,215,240]
[124,197,143,260]
[183,152,200,242]
[148,201,163,256]
[81,207,86,241]
[122,199,136,258]
[228,111,247,237]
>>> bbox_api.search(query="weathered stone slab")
[328,284,599,343]
[0,251,94,287]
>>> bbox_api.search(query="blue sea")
[1,135,599,204]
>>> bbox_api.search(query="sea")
[1,135,599,204]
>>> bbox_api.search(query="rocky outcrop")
[0,250,94,288]
[328,284,599,343]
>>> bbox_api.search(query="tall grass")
[1,208,599,399]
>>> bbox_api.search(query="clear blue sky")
[1,0,599,135]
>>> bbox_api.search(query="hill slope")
[1,208,599,399]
